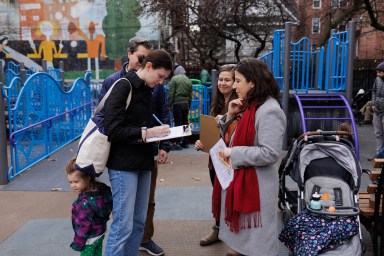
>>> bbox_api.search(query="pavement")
[0,124,378,255]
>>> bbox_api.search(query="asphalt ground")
[0,124,378,255]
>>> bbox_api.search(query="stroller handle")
[297,131,354,145]
[298,131,354,142]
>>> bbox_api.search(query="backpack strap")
[95,78,132,115]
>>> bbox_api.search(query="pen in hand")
[152,114,163,125]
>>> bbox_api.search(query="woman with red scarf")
[214,58,286,256]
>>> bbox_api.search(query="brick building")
[294,0,384,60]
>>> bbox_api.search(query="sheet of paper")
[199,114,220,153]
[209,138,233,190]
[146,124,192,142]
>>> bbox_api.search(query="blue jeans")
[104,169,151,256]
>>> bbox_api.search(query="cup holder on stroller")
[306,203,360,217]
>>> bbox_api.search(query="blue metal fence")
[4,72,93,180]
[290,38,325,92]
[5,61,37,86]
[325,31,349,92]
[272,30,285,90]
[260,29,347,93]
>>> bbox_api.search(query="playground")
[0,22,364,181]
[0,21,382,255]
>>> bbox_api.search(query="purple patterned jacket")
[70,182,112,251]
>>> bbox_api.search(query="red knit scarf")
[212,102,261,233]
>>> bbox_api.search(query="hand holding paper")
[209,138,234,190]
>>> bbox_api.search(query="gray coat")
[218,97,286,256]
[372,76,384,114]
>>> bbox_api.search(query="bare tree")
[142,0,297,64]
[364,0,384,31]
[292,0,384,43]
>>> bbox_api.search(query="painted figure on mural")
[68,21,106,80]
[28,21,66,68]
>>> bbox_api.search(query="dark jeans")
[173,103,189,146]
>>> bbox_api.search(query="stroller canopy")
[299,142,361,186]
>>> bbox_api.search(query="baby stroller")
[278,131,363,255]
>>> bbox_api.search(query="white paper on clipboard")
[146,124,192,142]
[209,138,233,189]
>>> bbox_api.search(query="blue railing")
[4,72,93,180]
[8,102,92,180]
[5,62,20,86]
[259,51,274,72]
[325,31,349,92]
[272,30,285,90]
[5,61,57,86]
[290,37,324,92]
[262,29,347,93]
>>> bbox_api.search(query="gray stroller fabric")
[296,141,362,256]
[299,142,360,185]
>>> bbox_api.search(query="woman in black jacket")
[103,50,172,256]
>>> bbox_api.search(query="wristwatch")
[141,127,147,142]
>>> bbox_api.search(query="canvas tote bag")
[75,78,132,176]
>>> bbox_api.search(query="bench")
[359,158,384,256]
[359,170,382,217]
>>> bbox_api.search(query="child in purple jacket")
[66,158,112,256]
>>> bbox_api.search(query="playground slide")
[2,46,43,71]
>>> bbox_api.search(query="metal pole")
[0,82,8,184]
[20,68,26,83]
[314,46,319,90]
[282,22,291,150]
[59,61,65,90]
[0,59,4,84]
[327,29,336,92]
[211,69,218,103]
[42,60,47,71]
[346,21,356,105]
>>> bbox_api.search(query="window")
[312,18,320,34]
[313,0,321,8]
[331,0,339,8]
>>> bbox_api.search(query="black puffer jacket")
[103,70,154,172]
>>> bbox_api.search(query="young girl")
[66,158,113,256]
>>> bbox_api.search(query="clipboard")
[146,124,192,142]
[199,114,220,153]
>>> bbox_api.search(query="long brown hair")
[65,158,96,192]
[210,64,238,116]
[234,58,280,108]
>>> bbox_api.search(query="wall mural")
[0,0,160,79]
